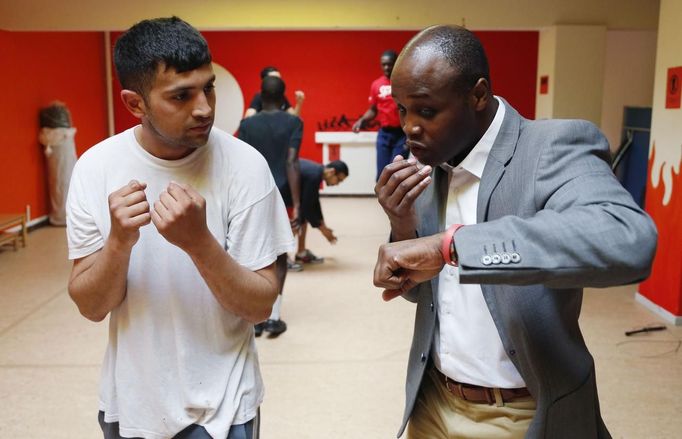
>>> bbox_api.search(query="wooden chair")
[0,214,27,251]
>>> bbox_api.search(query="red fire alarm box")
[666,66,682,109]
[539,75,549,95]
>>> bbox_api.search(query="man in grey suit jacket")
[373,26,657,438]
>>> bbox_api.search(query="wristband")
[440,224,464,266]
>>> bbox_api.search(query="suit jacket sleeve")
[455,120,657,288]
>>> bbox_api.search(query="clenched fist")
[151,181,212,253]
[374,233,445,301]
[375,155,432,241]
[108,180,151,250]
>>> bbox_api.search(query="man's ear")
[470,78,491,111]
[120,90,147,119]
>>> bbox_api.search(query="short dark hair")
[113,16,212,98]
[325,160,349,177]
[261,76,286,104]
[381,50,398,62]
[260,66,279,79]
[404,25,490,92]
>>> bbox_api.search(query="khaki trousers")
[407,367,536,439]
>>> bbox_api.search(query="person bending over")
[293,159,348,265]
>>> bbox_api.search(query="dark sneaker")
[295,249,324,264]
[264,319,287,337]
[254,322,265,337]
[287,258,303,272]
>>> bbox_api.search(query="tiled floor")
[0,197,680,438]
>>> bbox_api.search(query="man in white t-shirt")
[66,17,293,439]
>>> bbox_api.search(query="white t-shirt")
[66,126,295,439]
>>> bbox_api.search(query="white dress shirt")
[431,97,526,388]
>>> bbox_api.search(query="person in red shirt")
[352,50,407,180]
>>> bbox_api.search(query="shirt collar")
[439,96,505,179]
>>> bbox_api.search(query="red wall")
[0,31,109,219]
[0,29,536,218]
[112,30,538,162]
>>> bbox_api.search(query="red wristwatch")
[440,224,464,266]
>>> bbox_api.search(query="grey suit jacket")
[398,99,657,438]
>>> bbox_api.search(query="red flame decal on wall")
[640,142,682,316]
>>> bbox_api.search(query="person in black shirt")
[243,66,305,118]
[238,75,303,337]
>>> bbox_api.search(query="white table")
[315,131,377,195]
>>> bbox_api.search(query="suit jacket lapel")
[477,98,522,222]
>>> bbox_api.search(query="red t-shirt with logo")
[368,75,400,128]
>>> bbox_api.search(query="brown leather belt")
[433,367,532,405]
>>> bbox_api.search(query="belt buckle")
[444,375,494,405]
[444,377,466,400]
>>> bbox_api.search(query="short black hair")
[381,50,398,62]
[260,66,279,79]
[261,76,286,104]
[113,16,212,98]
[325,160,349,177]
[404,25,490,92]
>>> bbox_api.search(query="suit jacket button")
[430,302,434,312]
[481,255,492,265]
[420,353,427,362]
[492,254,501,264]
[501,253,511,264]
[510,252,521,263]
[509,349,516,356]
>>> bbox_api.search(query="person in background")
[293,159,349,265]
[243,66,305,118]
[67,16,294,439]
[373,25,657,439]
[238,75,303,337]
[352,49,407,181]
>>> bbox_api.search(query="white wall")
[649,0,682,206]
[600,31,657,152]
[535,27,556,119]
[535,25,607,125]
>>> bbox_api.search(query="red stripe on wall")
[0,29,537,218]
[111,30,538,163]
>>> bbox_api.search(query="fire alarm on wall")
[539,75,549,95]
[665,66,682,109]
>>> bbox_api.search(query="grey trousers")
[98,411,259,439]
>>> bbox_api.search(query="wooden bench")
[0,214,27,251]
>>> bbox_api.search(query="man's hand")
[294,90,305,104]
[290,206,301,235]
[374,233,445,301]
[319,225,338,244]
[108,180,151,250]
[151,182,212,253]
[352,118,365,133]
[375,155,432,240]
